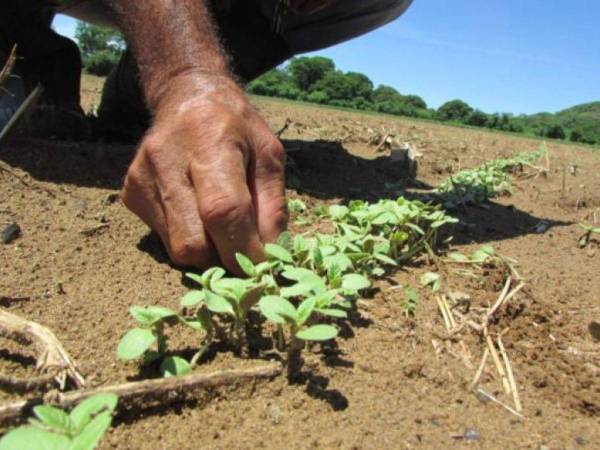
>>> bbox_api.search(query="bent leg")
[278,0,413,54]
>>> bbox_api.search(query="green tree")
[372,85,403,104]
[287,56,335,91]
[345,72,374,101]
[402,95,427,110]
[437,99,473,122]
[247,69,302,100]
[466,109,488,127]
[309,71,355,101]
[75,22,124,76]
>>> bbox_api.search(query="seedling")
[259,295,338,380]
[578,223,600,248]
[117,305,202,377]
[0,393,118,450]
[116,195,459,382]
[402,285,419,315]
[421,272,442,292]
[436,147,546,208]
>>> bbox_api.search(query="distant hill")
[520,101,600,144]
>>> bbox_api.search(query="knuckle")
[140,135,167,167]
[259,139,286,172]
[169,237,206,267]
[201,193,252,228]
[121,170,142,210]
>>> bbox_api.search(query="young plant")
[259,295,338,380]
[183,258,272,353]
[435,147,546,208]
[401,285,419,315]
[0,394,118,450]
[116,306,200,377]
[578,223,600,248]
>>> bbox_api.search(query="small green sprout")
[578,224,600,248]
[402,285,419,315]
[259,295,338,380]
[287,198,307,213]
[421,272,442,292]
[117,305,201,377]
[0,393,118,450]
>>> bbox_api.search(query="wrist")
[151,70,250,122]
[146,68,236,112]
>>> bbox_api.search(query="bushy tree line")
[248,57,598,145]
[72,26,598,146]
[247,57,431,119]
[74,23,124,76]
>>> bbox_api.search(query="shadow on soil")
[1,136,571,253]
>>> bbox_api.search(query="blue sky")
[53,0,600,115]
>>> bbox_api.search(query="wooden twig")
[470,347,489,389]
[0,363,282,425]
[0,310,85,390]
[0,374,55,393]
[436,296,452,331]
[0,46,17,87]
[276,118,292,138]
[476,388,525,419]
[497,335,522,412]
[374,133,390,153]
[484,328,511,395]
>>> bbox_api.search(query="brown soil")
[0,75,599,449]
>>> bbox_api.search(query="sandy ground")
[0,75,599,449]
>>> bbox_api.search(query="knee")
[377,0,414,22]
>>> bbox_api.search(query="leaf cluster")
[117,196,457,375]
[0,394,118,450]
[436,147,546,208]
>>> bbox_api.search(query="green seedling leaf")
[160,356,192,378]
[282,268,326,293]
[329,205,349,220]
[342,274,371,292]
[287,199,307,213]
[420,272,441,292]
[117,328,156,360]
[317,308,348,319]
[235,253,256,277]
[374,253,397,266]
[129,306,177,326]
[277,231,293,250]
[265,243,294,263]
[204,290,235,316]
[448,252,468,262]
[296,324,338,341]
[33,405,72,434]
[69,394,118,434]
[239,284,265,315]
[185,272,203,286]
[0,426,70,450]
[259,296,297,324]
[402,286,419,315]
[181,290,205,307]
[67,411,112,450]
[297,297,317,325]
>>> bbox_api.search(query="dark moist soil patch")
[0,79,598,449]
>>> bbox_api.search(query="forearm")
[106,0,231,111]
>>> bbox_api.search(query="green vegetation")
[435,146,546,208]
[248,56,599,146]
[0,394,117,450]
[117,196,457,378]
[248,56,430,119]
[578,224,600,248]
[74,23,124,76]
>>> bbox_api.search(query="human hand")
[121,73,288,274]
